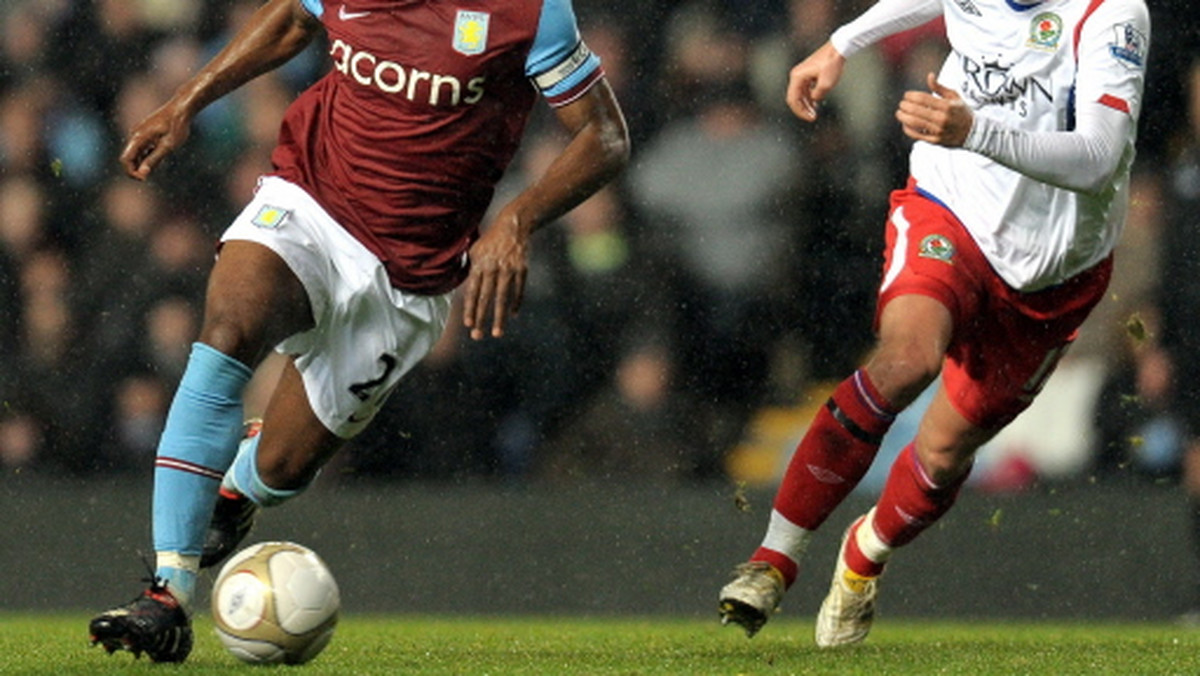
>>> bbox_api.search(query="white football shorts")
[221,176,452,439]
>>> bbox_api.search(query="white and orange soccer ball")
[211,541,340,665]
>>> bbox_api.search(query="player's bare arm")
[895,72,974,148]
[119,0,320,180]
[462,79,630,340]
[786,41,846,122]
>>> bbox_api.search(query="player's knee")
[198,316,262,365]
[866,344,941,404]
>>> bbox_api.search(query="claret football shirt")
[270,0,604,294]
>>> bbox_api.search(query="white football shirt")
[832,0,1150,291]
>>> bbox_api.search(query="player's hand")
[786,41,845,122]
[119,100,193,180]
[462,212,529,340]
[895,73,973,147]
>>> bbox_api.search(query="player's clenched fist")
[895,73,974,148]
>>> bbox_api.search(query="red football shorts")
[876,182,1112,430]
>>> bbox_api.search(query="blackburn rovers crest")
[918,234,955,263]
[453,10,490,56]
[1027,12,1063,51]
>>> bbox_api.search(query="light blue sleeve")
[300,0,323,18]
[525,0,602,99]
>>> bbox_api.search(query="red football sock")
[753,370,896,586]
[870,443,969,557]
[841,514,885,578]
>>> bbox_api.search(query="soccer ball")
[211,541,340,664]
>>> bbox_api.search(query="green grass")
[5,613,1200,675]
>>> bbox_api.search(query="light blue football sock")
[152,342,252,602]
[221,432,258,494]
[225,432,306,507]
[153,560,197,610]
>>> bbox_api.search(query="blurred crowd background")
[0,0,1198,496]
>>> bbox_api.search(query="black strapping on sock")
[825,399,885,446]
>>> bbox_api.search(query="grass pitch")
[5,613,1200,674]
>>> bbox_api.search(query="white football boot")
[815,513,880,648]
[718,561,785,637]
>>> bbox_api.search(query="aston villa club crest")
[251,205,291,229]
[453,10,490,56]
[1026,12,1062,51]
[918,234,955,263]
